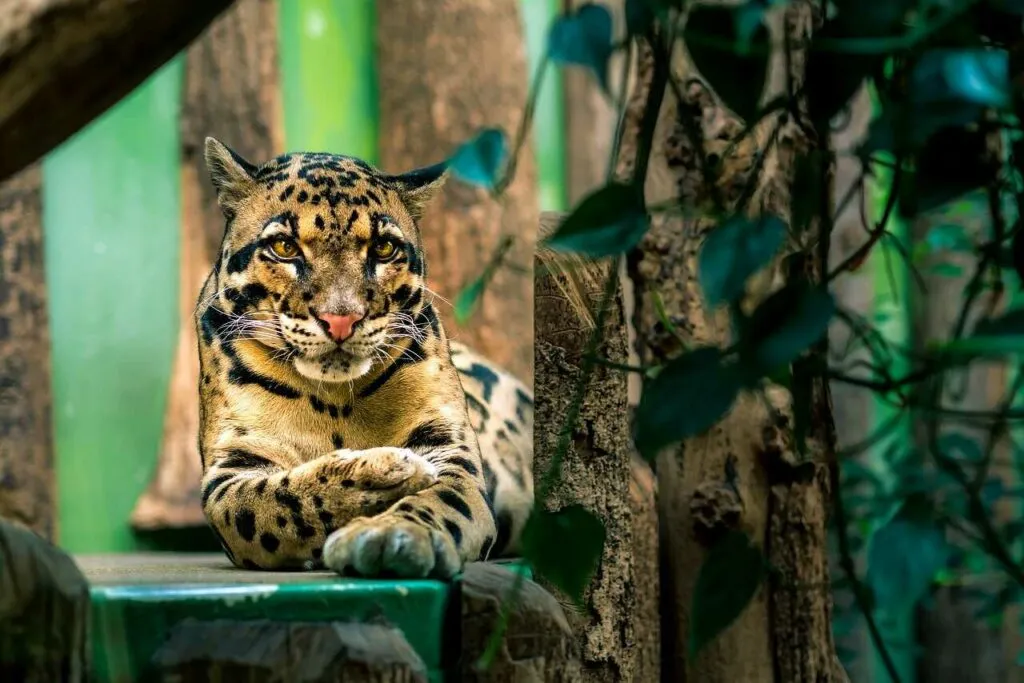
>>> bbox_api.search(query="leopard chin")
[291,350,373,383]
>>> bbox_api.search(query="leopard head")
[201,136,447,384]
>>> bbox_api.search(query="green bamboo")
[865,85,917,682]
[519,0,567,212]
[278,0,379,161]
[44,58,184,552]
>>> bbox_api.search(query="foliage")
[464,0,1024,674]
[690,530,765,657]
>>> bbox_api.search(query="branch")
[0,0,236,183]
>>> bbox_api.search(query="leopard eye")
[269,237,300,260]
[373,239,399,261]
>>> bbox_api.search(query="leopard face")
[203,138,446,384]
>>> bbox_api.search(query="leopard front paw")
[322,513,461,579]
[334,447,437,494]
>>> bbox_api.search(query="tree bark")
[625,3,845,680]
[0,0,236,184]
[375,0,539,386]
[0,164,56,541]
[130,0,283,530]
[532,213,660,681]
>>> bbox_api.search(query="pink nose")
[317,312,363,342]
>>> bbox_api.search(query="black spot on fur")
[297,190,309,203]
[318,474,329,484]
[438,489,473,521]
[235,509,257,542]
[219,450,276,471]
[504,419,520,435]
[279,185,295,201]
[342,404,353,417]
[494,510,514,556]
[201,474,233,508]
[341,479,355,487]
[274,488,302,515]
[442,455,478,477]
[309,395,327,413]
[460,362,499,402]
[444,519,463,546]
[242,559,260,569]
[228,361,301,399]
[404,420,452,449]
[255,479,268,495]
[332,433,344,449]
[276,515,287,528]
[479,535,495,560]
[315,215,325,229]
[318,510,334,530]
[226,241,260,274]
[260,532,280,553]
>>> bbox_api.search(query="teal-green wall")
[43,1,564,553]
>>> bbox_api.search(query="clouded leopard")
[196,137,533,578]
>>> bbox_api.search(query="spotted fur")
[196,137,533,578]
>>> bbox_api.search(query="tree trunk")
[375,0,538,386]
[0,0,236,184]
[532,212,660,681]
[625,3,845,680]
[130,0,283,530]
[0,164,56,541]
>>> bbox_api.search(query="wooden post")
[375,0,539,385]
[532,213,661,681]
[130,0,283,530]
[0,519,90,682]
[0,0,237,184]
[0,165,56,541]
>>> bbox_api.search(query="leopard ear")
[204,136,259,217]
[392,161,449,221]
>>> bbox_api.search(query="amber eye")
[269,238,300,259]
[373,239,399,261]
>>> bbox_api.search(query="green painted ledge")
[77,553,530,682]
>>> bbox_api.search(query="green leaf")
[866,500,950,610]
[937,432,983,464]
[454,275,486,324]
[634,347,743,459]
[690,531,765,657]
[548,3,615,90]
[520,505,606,605]
[698,214,787,307]
[924,223,973,253]
[543,183,648,257]
[910,49,1010,111]
[741,284,836,377]
[927,262,964,278]
[449,128,509,191]
[944,308,1024,356]
[683,5,770,122]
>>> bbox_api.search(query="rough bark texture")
[0,0,235,184]
[625,3,845,680]
[149,619,428,682]
[0,519,91,682]
[532,212,660,681]
[131,0,283,530]
[456,562,580,682]
[375,0,538,386]
[0,165,55,541]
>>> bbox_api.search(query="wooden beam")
[130,0,282,531]
[0,0,236,184]
[0,164,55,541]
